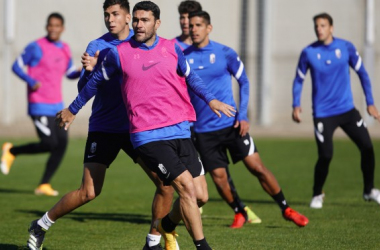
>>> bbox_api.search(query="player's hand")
[209,99,236,118]
[31,82,41,91]
[234,120,250,137]
[81,50,99,72]
[292,107,302,123]
[56,108,76,131]
[367,105,380,123]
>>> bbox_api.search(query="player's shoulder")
[333,37,356,49]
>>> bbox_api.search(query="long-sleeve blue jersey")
[184,40,249,133]
[78,30,133,133]
[69,36,215,148]
[292,37,374,118]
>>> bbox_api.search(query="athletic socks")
[271,190,289,212]
[194,238,212,250]
[37,212,55,230]
[161,214,178,232]
[146,234,161,247]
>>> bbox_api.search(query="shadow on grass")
[0,188,32,194]
[17,209,151,225]
[0,244,34,250]
[208,197,309,206]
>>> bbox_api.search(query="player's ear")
[155,19,161,30]
[207,24,213,34]
[125,13,131,24]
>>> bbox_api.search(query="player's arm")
[175,44,236,118]
[347,42,380,122]
[292,49,309,123]
[78,41,101,92]
[11,42,41,90]
[57,47,121,130]
[225,47,250,136]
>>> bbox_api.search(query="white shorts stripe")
[248,136,255,155]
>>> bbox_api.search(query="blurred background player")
[1,12,81,196]
[185,11,309,228]
[292,13,380,209]
[25,1,174,250]
[172,0,260,224]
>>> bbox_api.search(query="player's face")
[189,16,212,48]
[132,10,161,45]
[46,17,64,42]
[104,4,131,37]
[179,13,190,36]
[314,18,333,44]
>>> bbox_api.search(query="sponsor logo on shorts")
[244,139,249,146]
[356,119,364,127]
[87,155,96,158]
[90,142,97,154]
[158,163,167,174]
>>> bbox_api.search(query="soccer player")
[1,13,81,196]
[25,1,175,250]
[292,13,380,209]
[57,2,235,249]
[184,11,309,228]
[173,0,261,226]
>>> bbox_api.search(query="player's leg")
[311,116,337,208]
[27,132,120,249]
[35,116,68,196]
[137,139,211,250]
[340,109,379,204]
[2,116,57,175]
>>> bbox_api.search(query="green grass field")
[0,137,379,249]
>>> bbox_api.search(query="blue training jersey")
[12,37,80,116]
[69,36,215,148]
[184,40,249,133]
[78,30,133,133]
[292,37,374,118]
[173,36,192,51]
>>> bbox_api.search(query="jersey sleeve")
[77,40,98,92]
[68,47,121,115]
[347,42,374,105]
[292,49,309,107]
[175,45,216,104]
[224,46,249,121]
[11,42,41,88]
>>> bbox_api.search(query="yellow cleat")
[154,219,179,250]
[1,142,15,175]
[35,184,59,196]
[245,206,262,224]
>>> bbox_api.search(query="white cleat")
[310,193,325,209]
[363,188,380,205]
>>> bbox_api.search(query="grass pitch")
[0,137,379,249]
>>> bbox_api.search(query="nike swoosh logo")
[165,172,170,179]
[356,119,364,127]
[87,155,96,158]
[34,120,51,136]
[142,62,160,71]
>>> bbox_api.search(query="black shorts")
[136,138,204,186]
[195,126,258,172]
[83,132,139,167]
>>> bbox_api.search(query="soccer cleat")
[1,142,15,175]
[310,193,325,209]
[283,207,309,227]
[363,188,380,205]
[27,220,46,250]
[34,184,59,196]
[143,242,163,250]
[153,219,179,250]
[230,212,246,229]
[244,206,262,224]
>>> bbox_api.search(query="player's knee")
[197,192,208,207]
[79,188,101,203]
[157,185,175,197]
[40,139,59,151]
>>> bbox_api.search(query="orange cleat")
[283,207,309,227]
[35,184,59,196]
[230,212,246,229]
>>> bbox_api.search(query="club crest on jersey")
[134,54,140,59]
[189,58,194,64]
[161,47,168,57]
[158,163,167,174]
[210,53,216,64]
[335,49,341,59]
[317,53,321,60]
[90,142,97,154]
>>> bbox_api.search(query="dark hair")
[313,13,333,26]
[178,0,202,14]
[47,12,64,25]
[133,1,160,20]
[189,10,210,25]
[103,0,130,12]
